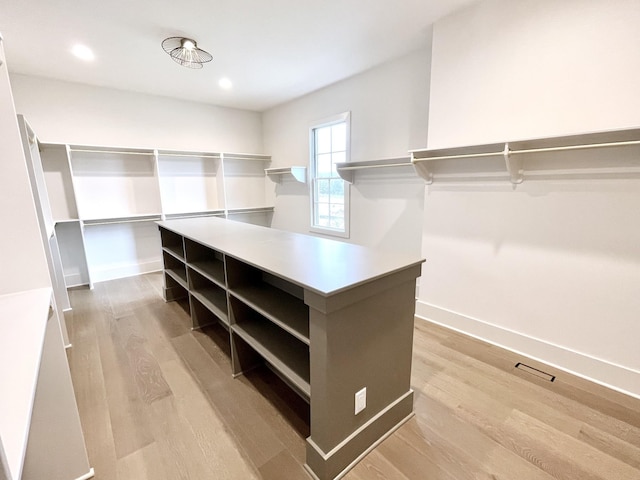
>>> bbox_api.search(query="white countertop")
[0,288,52,480]
[157,217,424,296]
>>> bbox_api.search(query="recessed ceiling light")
[219,77,233,90]
[71,44,94,61]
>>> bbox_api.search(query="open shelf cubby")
[230,297,310,401]
[162,250,187,288]
[39,143,79,222]
[188,267,229,326]
[184,238,225,287]
[226,257,309,344]
[190,293,228,330]
[157,151,225,216]
[160,227,185,260]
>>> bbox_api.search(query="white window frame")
[309,112,351,238]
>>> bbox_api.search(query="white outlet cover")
[355,387,366,415]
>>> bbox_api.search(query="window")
[309,112,350,237]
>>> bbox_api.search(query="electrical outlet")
[355,387,366,415]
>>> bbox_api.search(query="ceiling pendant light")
[161,37,212,69]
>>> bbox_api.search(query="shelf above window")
[411,127,640,185]
[265,166,307,183]
[335,157,414,184]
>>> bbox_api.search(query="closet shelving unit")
[265,166,307,183]
[335,156,415,184]
[411,127,640,185]
[36,141,273,288]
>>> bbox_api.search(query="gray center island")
[157,217,425,479]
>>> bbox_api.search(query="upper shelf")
[222,153,271,162]
[411,127,640,185]
[335,157,414,183]
[265,166,307,183]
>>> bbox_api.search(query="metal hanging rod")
[158,152,220,159]
[223,155,271,161]
[412,139,640,163]
[510,139,640,156]
[413,151,503,162]
[70,148,154,156]
[83,217,161,226]
[337,162,414,171]
[226,207,274,215]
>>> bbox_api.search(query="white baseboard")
[75,467,94,480]
[415,300,640,400]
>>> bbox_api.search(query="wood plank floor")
[65,273,640,480]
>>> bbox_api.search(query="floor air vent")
[515,362,556,382]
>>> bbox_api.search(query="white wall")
[9,74,263,153]
[0,43,50,295]
[263,49,429,254]
[419,0,640,397]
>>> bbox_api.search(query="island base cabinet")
[156,218,424,480]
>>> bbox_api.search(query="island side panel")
[305,266,420,479]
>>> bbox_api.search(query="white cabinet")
[34,141,273,286]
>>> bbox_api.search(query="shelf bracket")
[411,155,433,184]
[504,143,523,184]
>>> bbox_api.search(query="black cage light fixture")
[162,37,213,69]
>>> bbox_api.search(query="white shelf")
[265,166,307,183]
[82,213,162,226]
[164,210,225,220]
[336,157,414,184]
[411,127,640,185]
[0,288,51,480]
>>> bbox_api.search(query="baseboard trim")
[415,300,640,400]
[305,390,413,479]
[75,467,95,480]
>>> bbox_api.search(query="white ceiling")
[0,0,474,112]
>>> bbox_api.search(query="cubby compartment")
[157,151,225,216]
[39,143,79,222]
[84,220,162,283]
[190,293,228,330]
[69,146,162,220]
[184,238,225,286]
[164,271,189,303]
[55,221,91,287]
[230,297,310,401]
[188,267,228,326]
[162,250,187,288]
[226,257,309,344]
[160,227,185,260]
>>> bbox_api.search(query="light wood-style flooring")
[65,273,640,480]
